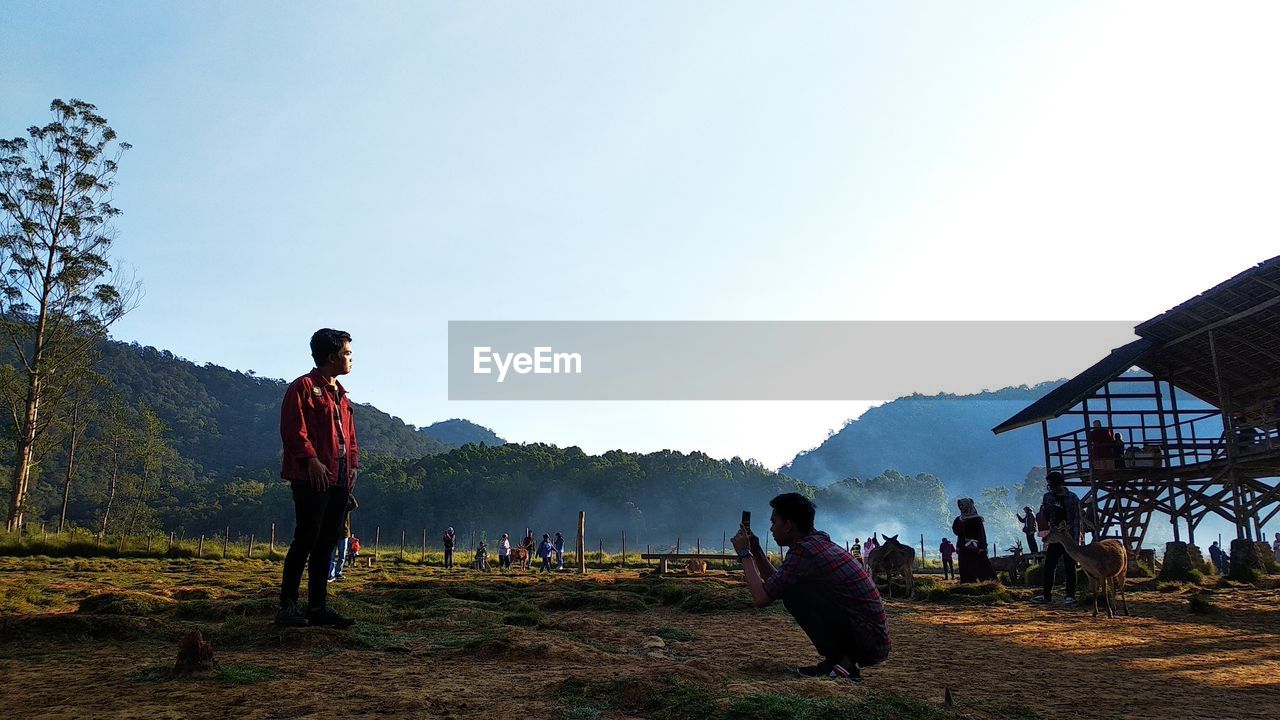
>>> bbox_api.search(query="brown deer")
[990,542,1029,585]
[1045,524,1129,618]
[867,534,915,598]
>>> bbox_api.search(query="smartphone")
[741,510,751,531]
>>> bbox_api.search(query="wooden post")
[422,528,428,563]
[41,522,45,542]
[647,543,651,567]
[146,534,153,553]
[248,534,255,559]
[401,530,406,561]
[118,533,126,552]
[697,537,701,555]
[167,531,173,554]
[621,529,626,567]
[724,531,729,570]
[676,537,681,554]
[269,523,276,554]
[223,527,230,559]
[198,534,204,558]
[577,511,586,574]
[598,539,603,566]
[920,534,926,569]
[374,526,381,563]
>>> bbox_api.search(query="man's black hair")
[310,328,352,367]
[1046,470,1065,485]
[769,493,816,533]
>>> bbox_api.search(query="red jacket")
[280,368,359,489]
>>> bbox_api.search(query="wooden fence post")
[41,523,46,542]
[198,534,204,558]
[167,531,173,554]
[223,527,230,559]
[374,527,381,563]
[146,534,153,553]
[621,529,626,567]
[118,533,126,552]
[598,539,603,566]
[577,511,586,574]
[676,537,681,554]
[647,543,651,567]
[401,530,406,561]
[422,528,427,563]
[269,523,276,554]
[248,534,255,559]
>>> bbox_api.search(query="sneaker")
[307,605,356,628]
[1030,595,1050,604]
[327,576,336,583]
[1063,596,1077,606]
[275,600,308,627]
[797,659,837,678]
[334,574,344,581]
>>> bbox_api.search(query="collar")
[308,368,347,397]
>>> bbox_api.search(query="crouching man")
[732,493,890,682]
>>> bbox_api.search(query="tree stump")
[174,629,214,674]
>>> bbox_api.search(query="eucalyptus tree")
[0,99,137,531]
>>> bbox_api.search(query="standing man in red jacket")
[277,328,359,628]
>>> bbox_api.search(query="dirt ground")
[1,558,1278,720]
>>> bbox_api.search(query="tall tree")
[0,99,136,531]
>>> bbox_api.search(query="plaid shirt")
[763,530,890,661]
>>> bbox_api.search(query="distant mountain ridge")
[779,382,1064,497]
[422,419,505,447]
[92,341,466,479]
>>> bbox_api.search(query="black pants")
[1024,532,1039,554]
[444,546,454,568]
[941,557,954,579]
[782,583,885,667]
[281,480,349,608]
[1042,542,1077,598]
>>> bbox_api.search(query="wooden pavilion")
[993,255,1280,551]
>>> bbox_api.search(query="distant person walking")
[850,537,863,567]
[538,533,555,572]
[277,328,358,629]
[499,533,512,570]
[554,532,565,570]
[442,527,456,569]
[952,498,996,583]
[1016,505,1039,553]
[328,494,358,582]
[938,538,956,580]
[1032,471,1081,606]
[522,529,536,570]
[1209,541,1227,575]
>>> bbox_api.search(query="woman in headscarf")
[952,498,996,583]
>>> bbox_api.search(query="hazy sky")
[3,2,1279,468]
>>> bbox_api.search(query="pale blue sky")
[3,2,1279,468]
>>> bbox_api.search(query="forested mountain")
[93,341,453,475]
[422,419,505,447]
[780,383,1063,497]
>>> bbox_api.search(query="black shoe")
[275,600,308,627]
[307,605,355,628]
[797,659,861,683]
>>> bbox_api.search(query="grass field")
[1,555,1278,719]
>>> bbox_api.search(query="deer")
[867,534,915,599]
[989,541,1029,585]
[1044,524,1129,618]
